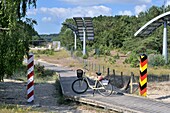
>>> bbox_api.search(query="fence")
[81,59,170,82]
[70,52,170,83]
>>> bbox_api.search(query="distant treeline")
[39,34,59,41]
[58,5,170,55]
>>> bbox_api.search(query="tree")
[58,5,168,57]
[0,0,37,81]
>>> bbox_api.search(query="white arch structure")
[134,11,170,63]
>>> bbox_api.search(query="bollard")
[27,53,34,103]
[139,54,148,97]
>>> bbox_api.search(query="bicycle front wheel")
[97,80,113,96]
[72,78,88,94]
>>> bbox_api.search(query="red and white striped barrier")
[27,53,34,103]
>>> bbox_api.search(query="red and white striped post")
[27,53,34,103]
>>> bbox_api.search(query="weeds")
[0,104,39,113]
[55,77,72,105]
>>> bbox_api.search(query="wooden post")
[112,69,115,77]
[103,66,105,74]
[88,61,90,70]
[98,65,100,72]
[107,68,110,76]
[121,72,124,87]
[130,72,134,94]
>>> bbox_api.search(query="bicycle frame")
[82,76,105,90]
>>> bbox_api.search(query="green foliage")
[0,104,38,113]
[40,34,59,41]
[0,1,37,81]
[99,45,110,56]
[35,64,54,78]
[108,57,116,64]
[82,54,88,59]
[37,49,54,55]
[124,52,139,67]
[149,54,165,67]
[113,53,120,59]
[58,5,170,57]
[74,51,83,57]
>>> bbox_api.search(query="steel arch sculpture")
[134,11,170,63]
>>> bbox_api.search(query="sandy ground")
[0,79,117,113]
[147,81,170,103]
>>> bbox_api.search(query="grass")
[82,55,170,77]
[33,49,170,77]
[55,76,73,105]
[12,64,57,83]
[33,49,70,60]
[0,104,40,113]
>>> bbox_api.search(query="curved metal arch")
[62,23,77,32]
[134,11,170,37]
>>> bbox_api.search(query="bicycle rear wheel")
[72,78,88,94]
[97,80,113,96]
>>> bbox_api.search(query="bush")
[82,54,88,59]
[37,49,54,55]
[109,57,116,64]
[74,51,83,57]
[149,54,165,67]
[99,45,110,56]
[124,52,139,67]
[113,53,120,59]
[35,63,54,77]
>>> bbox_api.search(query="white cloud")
[39,5,112,19]
[62,0,112,5]
[140,0,151,4]
[166,0,170,7]
[118,10,132,16]
[135,5,147,15]
[61,0,152,6]
[42,17,52,22]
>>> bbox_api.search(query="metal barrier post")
[139,54,148,97]
[27,53,34,103]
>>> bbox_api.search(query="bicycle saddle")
[96,72,101,76]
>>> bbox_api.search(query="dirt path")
[0,79,117,113]
[0,79,80,112]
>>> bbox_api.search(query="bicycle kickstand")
[93,89,95,96]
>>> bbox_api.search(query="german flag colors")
[139,54,147,97]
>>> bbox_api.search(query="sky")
[26,0,170,34]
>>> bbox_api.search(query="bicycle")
[72,68,113,96]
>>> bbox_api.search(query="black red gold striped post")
[139,54,147,97]
[27,53,34,103]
